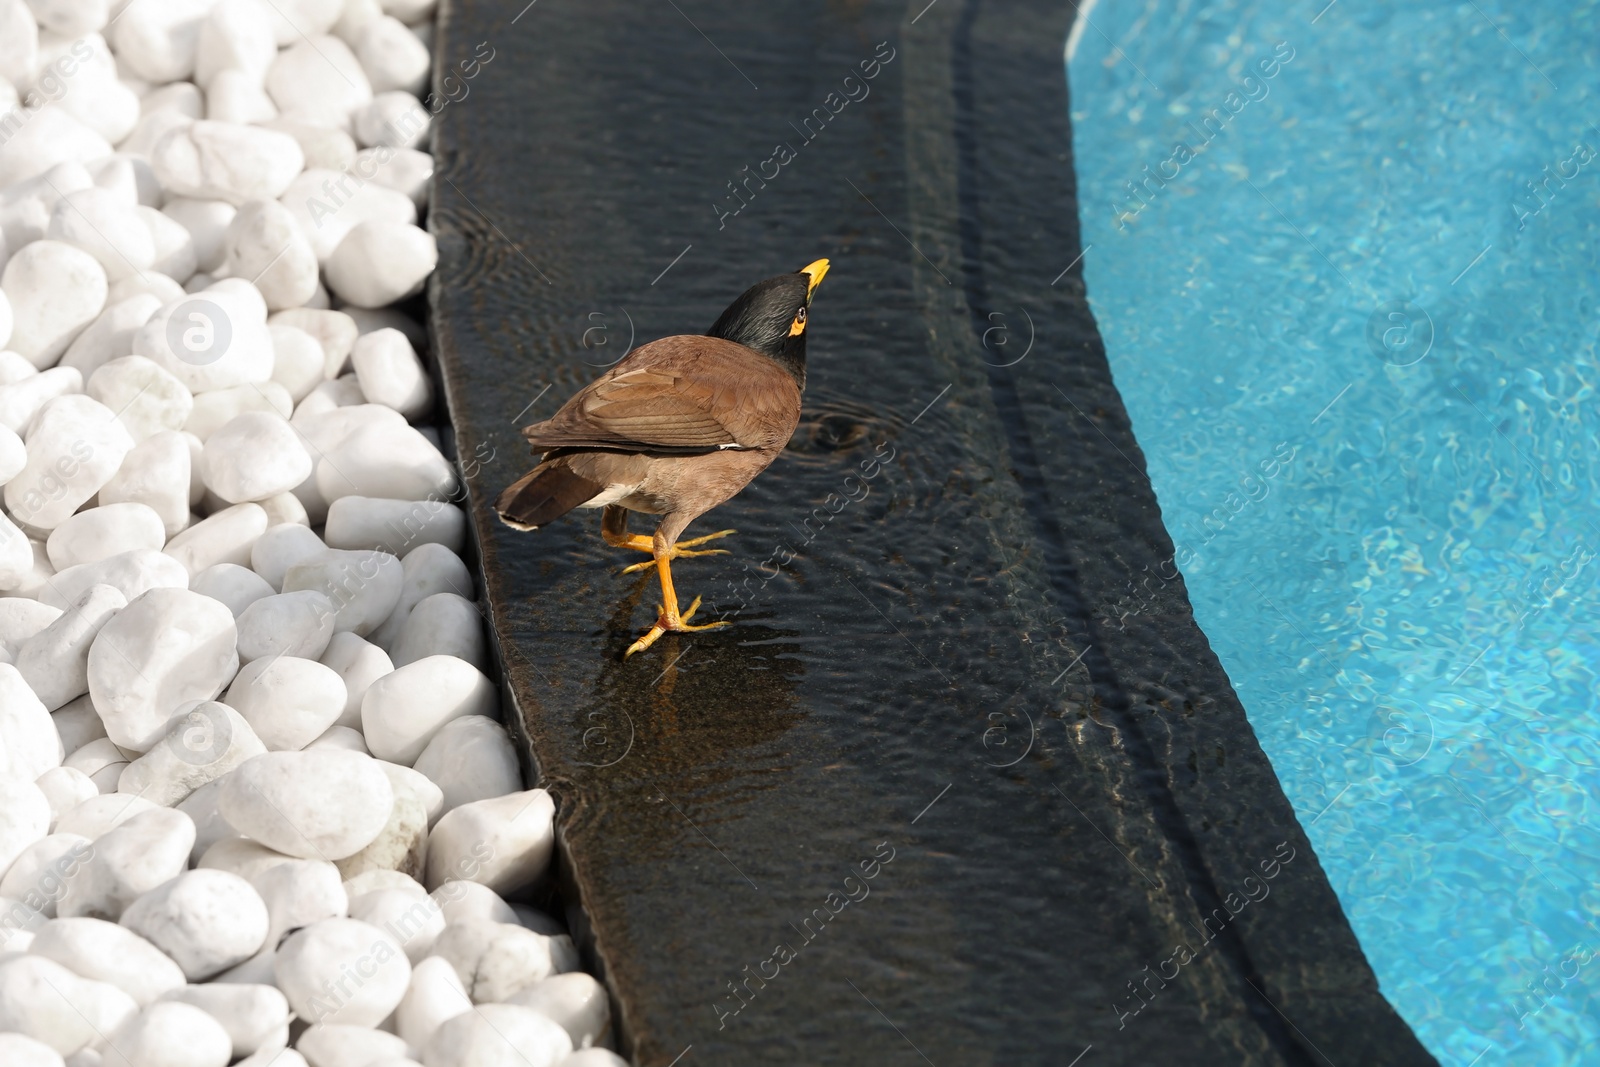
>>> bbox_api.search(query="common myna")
[496,259,829,656]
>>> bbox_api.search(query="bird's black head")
[705,259,829,387]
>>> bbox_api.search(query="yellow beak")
[799,258,830,297]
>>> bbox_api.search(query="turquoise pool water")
[1067,1,1600,1062]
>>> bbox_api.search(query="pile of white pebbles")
[0,1,618,1065]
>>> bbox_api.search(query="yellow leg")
[617,529,736,574]
[602,506,735,574]
[624,554,730,657]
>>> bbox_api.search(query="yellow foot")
[617,530,737,575]
[624,596,732,657]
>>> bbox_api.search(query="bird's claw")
[623,596,732,657]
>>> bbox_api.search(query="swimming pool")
[1067,1,1600,1062]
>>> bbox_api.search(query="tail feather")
[495,461,604,530]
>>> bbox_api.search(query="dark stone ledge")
[427,0,1437,1063]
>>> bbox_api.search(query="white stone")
[6,537,55,599]
[98,432,192,540]
[108,272,187,307]
[275,918,410,1027]
[332,0,382,43]
[306,725,367,753]
[423,1002,572,1067]
[0,514,38,589]
[160,199,235,274]
[87,587,238,752]
[234,589,337,662]
[101,999,233,1067]
[267,308,357,378]
[259,489,311,526]
[324,221,436,308]
[249,857,347,953]
[0,597,62,656]
[225,656,347,751]
[150,122,306,206]
[344,868,426,902]
[506,973,610,1052]
[0,367,82,435]
[0,954,138,1056]
[89,156,160,212]
[109,0,210,83]
[0,423,24,482]
[191,0,275,82]
[53,793,155,840]
[1,833,90,916]
[379,758,443,828]
[6,395,132,532]
[1,164,94,253]
[326,497,465,558]
[119,868,269,980]
[297,1024,410,1067]
[357,15,429,95]
[280,168,417,264]
[164,502,269,574]
[350,327,432,420]
[222,199,318,312]
[38,38,139,149]
[392,594,486,673]
[184,381,294,441]
[189,563,274,616]
[319,631,392,729]
[85,357,192,443]
[46,188,154,284]
[259,118,357,172]
[356,146,431,210]
[205,66,278,124]
[116,701,266,807]
[0,109,112,190]
[419,919,564,1005]
[361,655,496,770]
[197,412,310,504]
[413,717,520,819]
[220,749,394,860]
[424,791,553,896]
[16,583,126,710]
[0,351,35,384]
[161,983,288,1061]
[35,768,97,828]
[282,548,402,637]
[347,885,442,963]
[0,1032,64,1067]
[266,36,372,126]
[198,837,294,885]
[395,954,469,1051]
[268,323,324,403]
[133,293,275,395]
[59,295,161,381]
[138,207,200,284]
[29,917,186,1007]
[317,420,455,503]
[353,91,430,150]
[0,661,62,778]
[248,521,325,590]
[334,774,427,882]
[0,776,51,876]
[58,807,193,921]
[63,737,127,792]
[0,240,107,367]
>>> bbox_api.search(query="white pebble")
[0,240,107,368]
[268,307,358,377]
[30,917,186,1006]
[0,776,51,882]
[46,188,155,284]
[325,221,436,309]
[139,206,200,284]
[413,717,520,818]
[189,563,274,616]
[200,413,312,503]
[266,34,372,122]
[395,954,469,1050]
[102,998,233,1067]
[0,661,62,779]
[306,724,368,753]
[63,737,127,793]
[222,199,318,311]
[234,589,337,662]
[248,521,325,590]
[150,122,306,206]
[59,294,160,381]
[297,1024,411,1067]
[98,432,192,540]
[280,167,417,264]
[57,807,193,921]
[86,356,193,443]
[282,547,402,636]
[424,790,554,896]
[351,327,432,420]
[133,293,275,395]
[224,656,347,751]
[53,793,155,840]
[160,198,235,274]
[120,868,269,980]
[506,973,610,1052]
[220,749,394,860]
[354,91,430,150]
[0,1032,64,1066]
[362,655,497,767]
[15,583,126,710]
[357,146,432,209]
[261,118,358,172]
[0,955,138,1056]
[268,323,325,403]
[7,395,132,532]
[160,983,288,1061]
[35,768,97,829]
[198,837,294,885]
[0,109,112,190]
[274,918,410,1027]
[164,501,269,574]
[334,775,428,882]
[110,0,210,83]
[206,66,279,124]
[423,1002,572,1067]
[116,701,265,807]
[184,381,294,441]
[87,587,238,752]
[316,420,456,503]
[392,593,486,673]
[347,886,442,962]
[357,15,430,94]
[326,497,464,559]
[0,367,83,435]
[319,631,392,729]
[2,833,89,917]
[250,858,348,951]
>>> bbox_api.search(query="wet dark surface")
[428,1,1437,1063]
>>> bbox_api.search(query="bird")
[496,259,829,657]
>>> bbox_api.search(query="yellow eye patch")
[789,306,808,336]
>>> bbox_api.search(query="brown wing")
[520,335,800,455]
